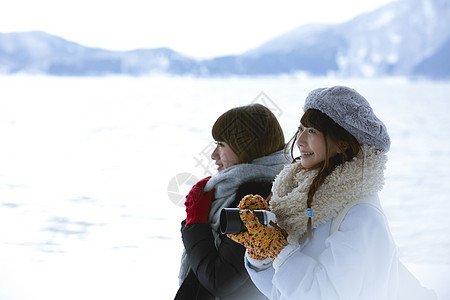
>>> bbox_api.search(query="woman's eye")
[215,141,225,147]
[298,126,315,134]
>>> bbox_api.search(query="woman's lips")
[300,152,314,158]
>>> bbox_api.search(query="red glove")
[185,176,215,226]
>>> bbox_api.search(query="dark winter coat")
[175,180,272,300]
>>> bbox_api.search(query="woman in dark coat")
[175,103,288,299]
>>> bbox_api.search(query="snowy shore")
[0,75,449,299]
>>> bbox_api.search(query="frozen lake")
[0,75,449,299]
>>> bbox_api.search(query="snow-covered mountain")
[204,24,345,76]
[0,31,200,76]
[335,0,450,77]
[0,0,449,78]
[205,0,450,78]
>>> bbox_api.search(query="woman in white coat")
[229,86,437,300]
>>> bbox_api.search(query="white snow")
[369,10,396,30]
[0,75,449,299]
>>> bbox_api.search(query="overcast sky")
[1,0,397,58]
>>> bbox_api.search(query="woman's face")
[296,124,340,169]
[211,141,239,172]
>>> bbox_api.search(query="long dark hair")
[285,109,361,240]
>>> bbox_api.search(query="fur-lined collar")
[270,145,387,244]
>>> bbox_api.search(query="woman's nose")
[296,131,306,146]
[211,145,219,160]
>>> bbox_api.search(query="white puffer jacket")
[245,146,436,300]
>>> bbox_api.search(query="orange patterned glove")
[237,210,288,261]
[228,194,270,260]
[237,194,269,211]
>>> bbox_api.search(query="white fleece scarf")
[179,150,288,284]
[270,145,387,244]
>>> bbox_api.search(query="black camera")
[220,208,276,234]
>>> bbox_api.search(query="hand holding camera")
[224,194,288,261]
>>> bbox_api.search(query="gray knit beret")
[303,86,390,152]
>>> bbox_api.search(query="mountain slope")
[204,0,450,77]
[334,0,450,76]
[412,36,450,78]
[203,24,345,76]
[0,31,200,76]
